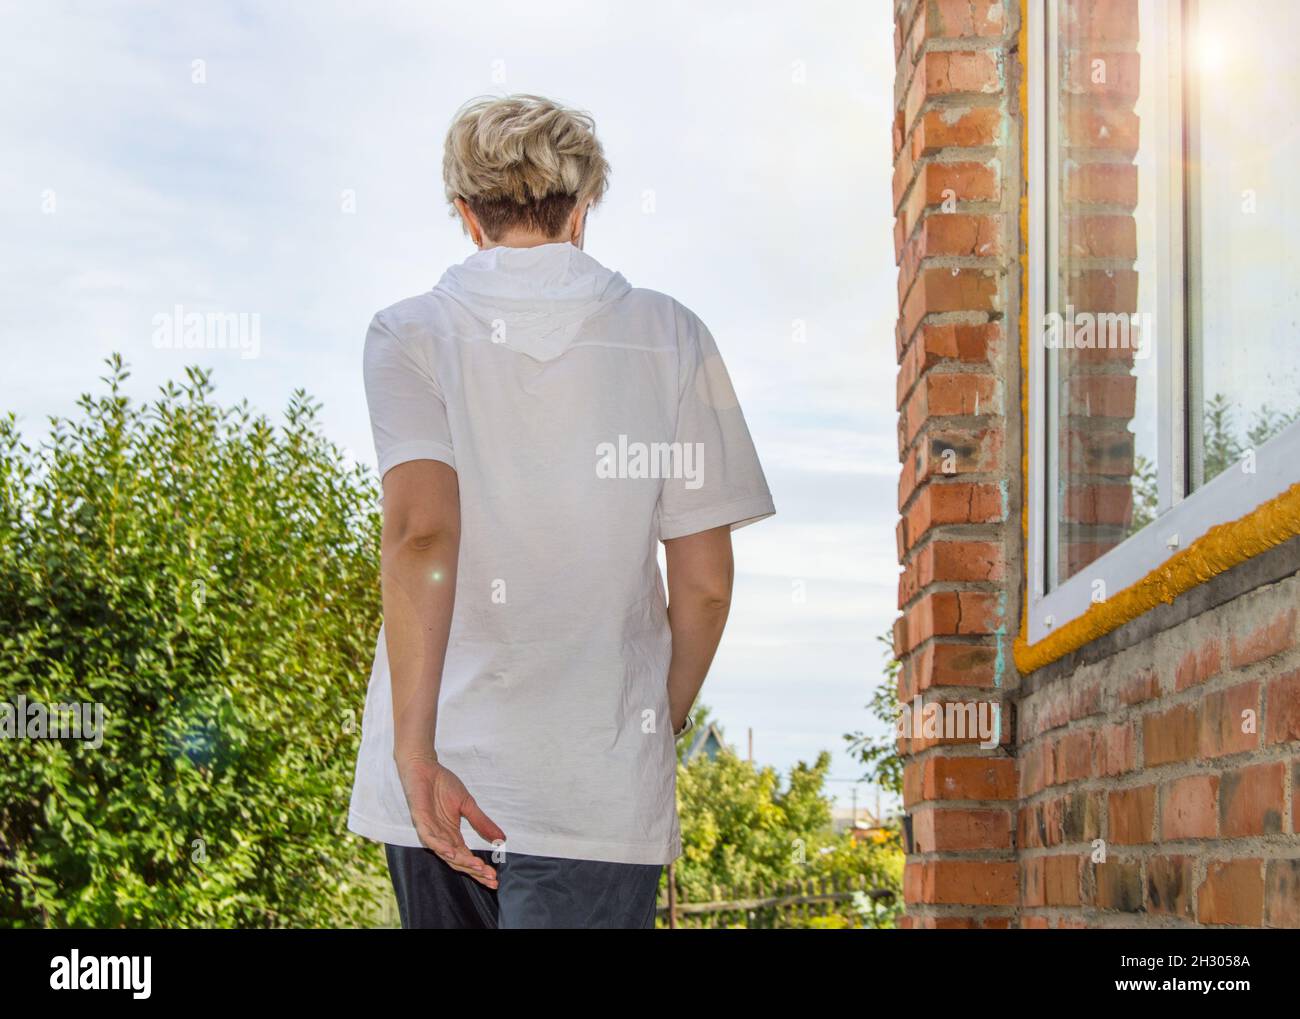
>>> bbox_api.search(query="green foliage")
[1202,392,1242,484]
[674,744,902,928]
[1129,453,1158,533]
[0,357,386,927]
[1119,395,1296,532]
[845,632,903,798]
[1196,393,1296,487]
[1244,403,1299,453]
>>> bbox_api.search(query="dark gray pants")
[385,844,663,929]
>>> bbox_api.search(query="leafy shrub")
[0,357,385,927]
[845,632,903,799]
[673,744,903,928]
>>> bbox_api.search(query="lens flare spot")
[1194,31,1227,74]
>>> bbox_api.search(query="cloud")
[0,0,898,801]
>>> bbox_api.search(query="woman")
[347,94,774,928]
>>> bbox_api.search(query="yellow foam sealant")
[1014,482,1300,673]
[1016,9,1031,666]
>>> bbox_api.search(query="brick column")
[892,0,1023,928]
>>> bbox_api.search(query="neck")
[481,232,571,250]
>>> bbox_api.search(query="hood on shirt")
[434,242,633,362]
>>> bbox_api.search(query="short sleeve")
[362,312,456,480]
[657,311,775,540]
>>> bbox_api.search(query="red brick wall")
[1018,583,1300,927]
[893,0,1020,928]
[890,0,1300,928]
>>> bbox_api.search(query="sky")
[0,0,902,816]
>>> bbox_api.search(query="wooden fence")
[657,874,896,929]
[373,871,898,929]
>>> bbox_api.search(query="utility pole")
[747,727,753,763]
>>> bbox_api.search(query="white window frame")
[1025,0,1300,647]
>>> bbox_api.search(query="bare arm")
[663,524,735,733]
[381,459,502,886]
[382,460,458,755]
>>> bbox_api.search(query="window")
[1026,0,1300,646]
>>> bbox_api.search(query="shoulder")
[363,292,466,370]
[367,292,447,344]
[362,295,452,384]
[621,286,699,323]
[618,287,711,351]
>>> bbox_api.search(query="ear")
[453,198,485,248]
[569,201,590,248]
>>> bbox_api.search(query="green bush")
[673,745,903,928]
[0,357,385,927]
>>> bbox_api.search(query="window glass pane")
[1049,0,1164,588]
[1188,0,1300,488]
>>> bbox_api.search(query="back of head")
[442,94,610,243]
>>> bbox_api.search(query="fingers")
[434,842,498,887]
[417,821,499,888]
[462,795,507,845]
[460,863,499,889]
[448,852,499,889]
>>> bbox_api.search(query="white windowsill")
[1026,417,1300,646]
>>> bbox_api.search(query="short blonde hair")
[442,94,610,240]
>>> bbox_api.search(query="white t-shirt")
[347,241,775,864]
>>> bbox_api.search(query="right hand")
[396,753,506,889]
